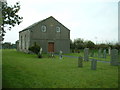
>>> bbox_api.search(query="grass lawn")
[64,52,112,62]
[2,49,118,88]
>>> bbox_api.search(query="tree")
[2,42,11,49]
[0,1,23,41]
[85,40,95,49]
[74,38,84,49]
[70,40,74,49]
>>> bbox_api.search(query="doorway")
[48,42,54,52]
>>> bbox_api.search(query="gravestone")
[78,56,83,67]
[98,48,102,58]
[38,48,42,58]
[110,49,119,66]
[90,51,94,57]
[103,49,106,58]
[59,50,63,59]
[91,59,97,70]
[84,48,89,61]
[108,47,111,55]
[48,52,55,58]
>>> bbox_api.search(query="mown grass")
[64,50,114,62]
[2,49,118,88]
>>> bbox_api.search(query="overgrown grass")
[2,49,118,88]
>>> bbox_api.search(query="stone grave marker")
[84,48,89,61]
[59,50,63,59]
[38,48,42,58]
[103,49,106,58]
[98,48,102,58]
[110,49,119,66]
[90,50,94,57]
[91,59,97,70]
[108,47,111,55]
[78,56,83,67]
[48,52,55,58]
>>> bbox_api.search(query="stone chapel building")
[18,16,70,53]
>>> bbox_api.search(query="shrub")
[28,42,40,54]
[38,52,42,58]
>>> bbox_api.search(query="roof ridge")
[19,16,54,33]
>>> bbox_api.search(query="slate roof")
[19,16,70,33]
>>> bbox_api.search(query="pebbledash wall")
[18,16,70,53]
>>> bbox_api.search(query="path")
[55,54,110,63]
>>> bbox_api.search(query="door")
[48,42,54,52]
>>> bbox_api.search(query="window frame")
[56,26,61,33]
[41,25,47,32]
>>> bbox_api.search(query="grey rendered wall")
[30,39,48,53]
[31,17,70,40]
[30,39,70,53]
[19,30,30,52]
[55,39,70,53]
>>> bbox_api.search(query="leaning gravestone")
[103,49,106,58]
[84,48,89,61]
[38,48,42,58]
[91,59,97,70]
[110,49,119,66]
[78,56,83,67]
[98,48,102,58]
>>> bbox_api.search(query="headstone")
[98,48,102,58]
[40,48,42,54]
[84,48,89,61]
[59,50,63,59]
[91,59,97,70]
[78,56,83,67]
[48,52,55,58]
[103,49,106,58]
[110,49,119,66]
[108,47,111,55]
[90,50,94,57]
[38,48,42,58]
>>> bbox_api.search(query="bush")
[38,52,42,58]
[28,42,40,54]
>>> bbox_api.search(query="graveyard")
[2,49,119,88]
[1,0,120,89]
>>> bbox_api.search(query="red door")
[48,42,54,52]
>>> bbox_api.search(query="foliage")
[70,38,95,52]
[70,38,120,52]
[1,1,23,41]
[84,40,95,49]
[2,49,118,88]
[74,38,84,49]
[2,42,16,49]
[112,43,120,50]
[28,42,40,54]
[38,52,42,58]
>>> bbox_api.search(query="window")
[25,35,26,49]
[21,36,22,49]
[41,25,46,32]
[56,26,61,32]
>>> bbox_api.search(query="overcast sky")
[3,0,119,44]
